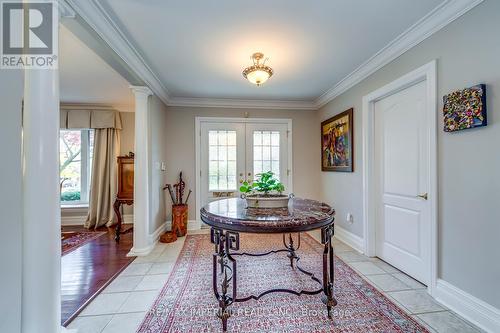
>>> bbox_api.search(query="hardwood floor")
[61,225,134,326]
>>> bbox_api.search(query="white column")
[22,66,61,332]
[128,86,153,256]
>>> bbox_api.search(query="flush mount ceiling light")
[242,52,273,86]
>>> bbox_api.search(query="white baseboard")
[61,215,86,226]
[61,214,133,226]
[148,222,167,244]
[334,225,365,254]
[127,222,166,257]
[435,279,500,333]
[165,219,201,232]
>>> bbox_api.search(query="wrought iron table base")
[210,224,337,332]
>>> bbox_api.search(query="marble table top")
[200,197,335,233]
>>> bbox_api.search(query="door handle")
[417,193,428,200]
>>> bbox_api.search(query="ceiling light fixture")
[242,52,273,86]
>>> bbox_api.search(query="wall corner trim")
[314,0,484,108]
[435,279,500,333]
[334,225,365,254]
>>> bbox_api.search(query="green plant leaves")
[239,171,285,195]
[239,182,252,193]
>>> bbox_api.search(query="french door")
[199,119,290,218]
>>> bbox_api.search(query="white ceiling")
[99,0,443,102]
[59,25,135,111]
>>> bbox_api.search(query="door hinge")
[200,170,202,177]
[286,130,290,138]
[287,169,291,176]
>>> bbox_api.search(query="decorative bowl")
[242,193,294,208]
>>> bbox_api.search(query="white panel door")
[374,80,430,284]
[200,122,246,208]
[245,123,290,192]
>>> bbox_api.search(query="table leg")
[321,224,337,317]
[211,228,239,332]
[283,233,301,268]
[113,199,122,242]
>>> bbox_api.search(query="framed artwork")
[443,84,487,132]
[321,108,353,172]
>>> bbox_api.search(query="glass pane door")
[208,130,237,191]
[200,122,246,209]
[253,130,281,179]
[246,123,290,193]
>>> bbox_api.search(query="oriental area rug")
[61,231,107,256]
[137,233,429,333]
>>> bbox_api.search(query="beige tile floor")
[68,230,484,333]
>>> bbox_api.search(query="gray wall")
[318,0,500,308]
[164,106,320,223]
[0,71,23,332]
[148,95,168,235]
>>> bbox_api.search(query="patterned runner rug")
[61,231,107,256]
[137,233,429,333]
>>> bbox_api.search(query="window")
[208,130,237,191]
[59,130,94,205]
[253,131,280,180]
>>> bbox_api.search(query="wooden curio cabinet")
[113,155,134,241]
[117,156,134,200]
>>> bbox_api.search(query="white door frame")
[195,117,293,228]
[362,60,438,295]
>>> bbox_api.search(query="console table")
[200,197,336,332]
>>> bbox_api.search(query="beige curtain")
[60,108,122,130]
[85,128,121,229]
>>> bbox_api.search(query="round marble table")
[200,197,337,332]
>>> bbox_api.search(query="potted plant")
[239,171,291,208]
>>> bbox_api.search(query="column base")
[127,244,155,257]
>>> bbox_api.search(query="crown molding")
[168,97,317,110]
[64,0,316,111]
[64,0,482,111]
[130,85,153,97]
[64,0,170,105]
[314,0,484,109]
[57,0,76,18]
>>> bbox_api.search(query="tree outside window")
[59,130,93,204]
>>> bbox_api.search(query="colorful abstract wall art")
[443,84,487,132]
[321,108,353,172]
